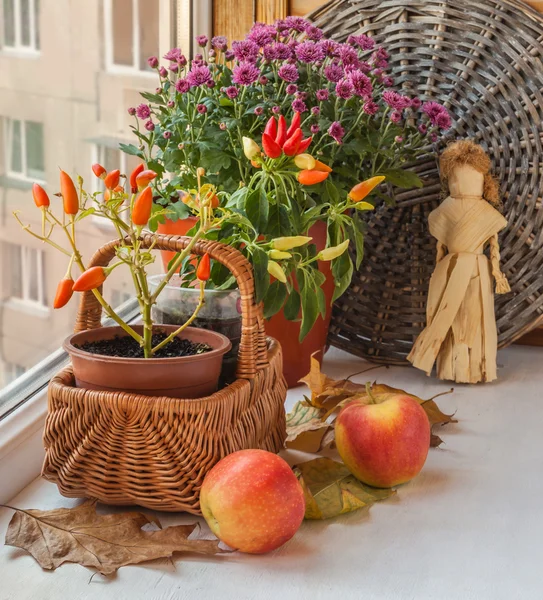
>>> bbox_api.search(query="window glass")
[112,0,134,67]
[9,119,23,174]
[139,0,159,71]
[3,0,16,47]
[20,0,31,46]
[25,121,45,179]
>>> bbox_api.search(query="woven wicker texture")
[309,0,543,364]
[43,235,287,514]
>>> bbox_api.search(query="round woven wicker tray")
[309,0,543,364]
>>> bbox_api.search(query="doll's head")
[440,140,501,208]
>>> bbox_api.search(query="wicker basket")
[42,234,287,514]
[308,0,543,363]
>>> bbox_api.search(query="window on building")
[104,0,159,73]
[3,118,45,181]
[2,0,40,52]
[6,243,47,307]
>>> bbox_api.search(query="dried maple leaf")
[285,400,328,442]
[294,458,395,520]
[3,500,224,575]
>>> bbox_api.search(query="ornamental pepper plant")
[14,166,223,359]
[121,18,452,339]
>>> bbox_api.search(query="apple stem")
[365,382,377,404]
[428,387,454,402]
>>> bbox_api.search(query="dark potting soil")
[75,332,212,359]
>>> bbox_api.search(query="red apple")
[335,393,430,488]
[200,449,305,554]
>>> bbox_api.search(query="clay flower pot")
[63,325,231,399]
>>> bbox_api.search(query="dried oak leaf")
[294,457,395,520]
[4,500,224,575]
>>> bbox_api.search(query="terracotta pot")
[265,221,335,388]
[157,216,198,271]
[63,325,231,399]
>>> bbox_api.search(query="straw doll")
[407,140,510,383]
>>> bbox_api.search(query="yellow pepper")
[317,239,350,261]
[294,153,316,170]
[242,137,261,160]
[267,260,287,283]
[269,249,292,260]
[271,236,312,251]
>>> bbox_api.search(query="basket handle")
[74,233,269,379]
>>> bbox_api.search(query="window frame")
[3,117,46,184]
[8,244,47,308]
[2,0,40,54]
[103,0,158,76]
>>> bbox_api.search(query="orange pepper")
[196,253,211,281]
[32,183,50,208]
[297,169,330,185]
[348,176,386,202]
[313,160,332,173]
[135,169,158,191]
[73,267,107,292]
[131,186,153,226]
[129,163,145,193]
[53,278,74,309]
[92,163,106,179]
[104,169,121,190]
[59,170,79,215]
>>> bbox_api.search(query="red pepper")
[286,112,301,139]
[135,169,157,191]
[275,115,287,147]
[283,128,303,156]
[296,136,313,154]
[32,183,50,208]
[262,133,282,159]
[53,278,74,309]
[131,186,153,226]
[60,170,79,215]
[196,253,211,281]
[73,266,107,292]
[104,169,120,190]
[129,163,145,193]
[92,163,106,179]
[264,116,277,139]
[297,169,330,185]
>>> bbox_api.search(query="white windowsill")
[105,65,156,79]
[3,298,50,318]
[0,47,40,59]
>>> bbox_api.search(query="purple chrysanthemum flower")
[324,62,344,83]
[336,78,355,99]
[272,105,281,114]
[263,44,279,61]
[296,91,308,100]
[411,97,422,110]
[219,122,227,130]
[206,80,215,88]
[394,136,403,143]
[295,41,325,63]
[358,61,371,74]
[232,40,259,63]
[163,48,182,61]
[283,16,311,33]
[259,76,268,85]
[328,121,345,143]
[382,91,406,109]
[225,86,239,99]
[175,78,190,93]
[167,100,175,108]
[179,55,187,67]
[363,100,379,115]
[390,110,402,123]
[310,124,320,134]
[264,42,291,61]
[319,39,340,57]
[278,63,299,83]
[286,83,298,95]
[248,22,277,47]
[192,53,204,66]
[316,88,330,102]
[197,104,207,114]
[435,111,452,130]
[422,101,446,119]
[383,77,394,87]
[305,25,324,41]
[430,132,438,143]
[349,70,372,98]
[224,49,235,61]
[147,56,158,68]
[211,36,227,51]
[338,44,360,68]
[232,62,260,85]
[145,120,155,131]
[136,104,151,119]
[292,99,308,113]
[311,106,320,115]
[418,123,428,135]
[254,106,264,115]
[169,63,179,72]
[186,65,212,87]
[127,107,136,116]
[196,34,208,47]
[158,67,168,78]
[347,34,375,51]
[163,130,172,139]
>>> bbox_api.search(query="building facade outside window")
[2,0,40,52]
[3,118,45,182]
[103,0,159,73]
[4,243,47,308]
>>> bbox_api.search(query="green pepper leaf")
[299,273,319,342]
[263,280,288,319]
[381,168,423,189]
[119,143,144,158]
[284,288,301,321]
[251,247,269,304]
[245,188,269,231]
